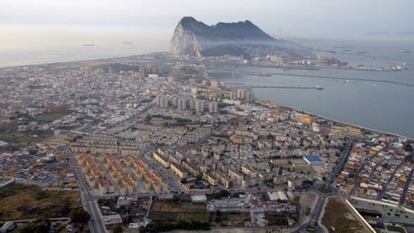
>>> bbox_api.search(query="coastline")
[1,53,412,141]
[256,98,413,141]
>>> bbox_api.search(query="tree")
[195,174,203,183]
[71,208,90,224]
[61,200,72,215]
[20,219,50,233]
[218,190,230,198]
[29,148,38,155]
[404,143,413,152]
[215,210,222,222]
[305,207,311,216]
[112,225,123,233]
[34,190,49,200]
[405,153,414,162]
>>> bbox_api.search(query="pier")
[210,68,414,88]
[224,83,324,90]
[249,85,323,90]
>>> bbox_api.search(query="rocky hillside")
[169,17,279,57]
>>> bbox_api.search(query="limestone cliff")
[169,17,278,57]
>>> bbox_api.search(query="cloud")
[0,0,413,37]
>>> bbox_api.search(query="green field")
[0,183,81,221]
[34,108,71,123]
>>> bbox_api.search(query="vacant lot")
[0,130,53,144]
[150,200,209,224]
[210,211,250,227]
[265,212,290,226]
[322,197,371,233]
[35,108,71,123]
[0,183,81,221]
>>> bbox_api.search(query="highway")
[292,192,330,233]
[294,140,353,232]
[66,148,107,233]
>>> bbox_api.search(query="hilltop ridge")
[169,17,279,57]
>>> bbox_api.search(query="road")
[400,168,414,205]
[63,123,354,233]
[143,151,184,193]
[292,192,325,233]
[349,144,389,196]
[293,140,353,232]
[377,160,405,200]
[327,139,353,185]
[66,148,107,233]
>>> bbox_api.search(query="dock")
[224,83,324,90]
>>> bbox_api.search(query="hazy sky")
[1,0,413,38]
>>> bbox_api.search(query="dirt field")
[150,200,209,223]
[0,183,81,221]
[322,196,372,233]
[210,211,250,227]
